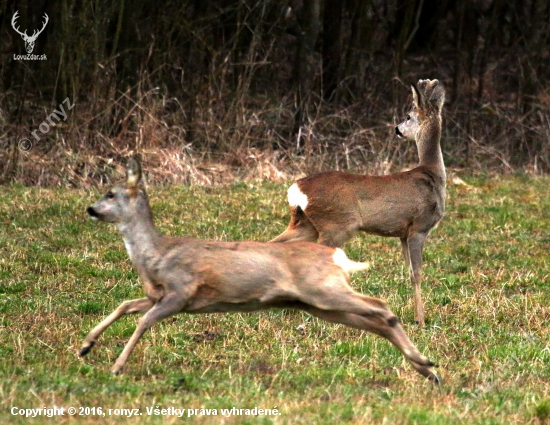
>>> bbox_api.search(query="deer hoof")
[79,341,95,357]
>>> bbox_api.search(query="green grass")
[0,175,549,424]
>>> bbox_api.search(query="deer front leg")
[406,233,427,326]
[80,297,154,357]
[111,293,185,375]
[400,237,411,270]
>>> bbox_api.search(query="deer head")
[396,79,445,141]
[12,11,49,54]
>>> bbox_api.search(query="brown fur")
[271,79,446,326]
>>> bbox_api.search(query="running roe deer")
[270,79,446,326]
[79,158,438,382]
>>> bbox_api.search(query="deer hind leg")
[296,277,437,381]
[287,276,387,334]
[270,207,319,243]
[403,233,427,326]
[111,292,186,375]
[80,297,154,357]
[311,211,359,248]
[317,225,357,248]
[304,306,438,383]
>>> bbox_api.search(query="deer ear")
[428,80,446,111]
[126,158,142,188]
[411,83,423,109]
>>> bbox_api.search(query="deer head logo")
[12,11,49,54]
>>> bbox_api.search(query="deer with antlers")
[79,158,439,383]
[12,11,49,54]
[271,79,446,326]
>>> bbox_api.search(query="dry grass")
[2,68,548,189]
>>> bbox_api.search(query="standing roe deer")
[270,79,446,326]
[79,158,439,383]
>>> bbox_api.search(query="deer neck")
[117,203,161,265]
[416,118,445,179]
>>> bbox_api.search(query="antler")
[11,11,49,41]
[11,11,27,38]
[29,13,49,41]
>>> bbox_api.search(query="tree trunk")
[291,0,320,150]
[322,0,343,101]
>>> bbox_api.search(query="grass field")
[0,174,549,424]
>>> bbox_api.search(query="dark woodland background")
[1,0,549,185]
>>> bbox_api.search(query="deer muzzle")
[87,206,100,220]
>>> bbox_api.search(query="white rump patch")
[332,248,369,274]
[287,183,308,210]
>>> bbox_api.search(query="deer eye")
[106,191,115,199]
[406,115,411,120]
